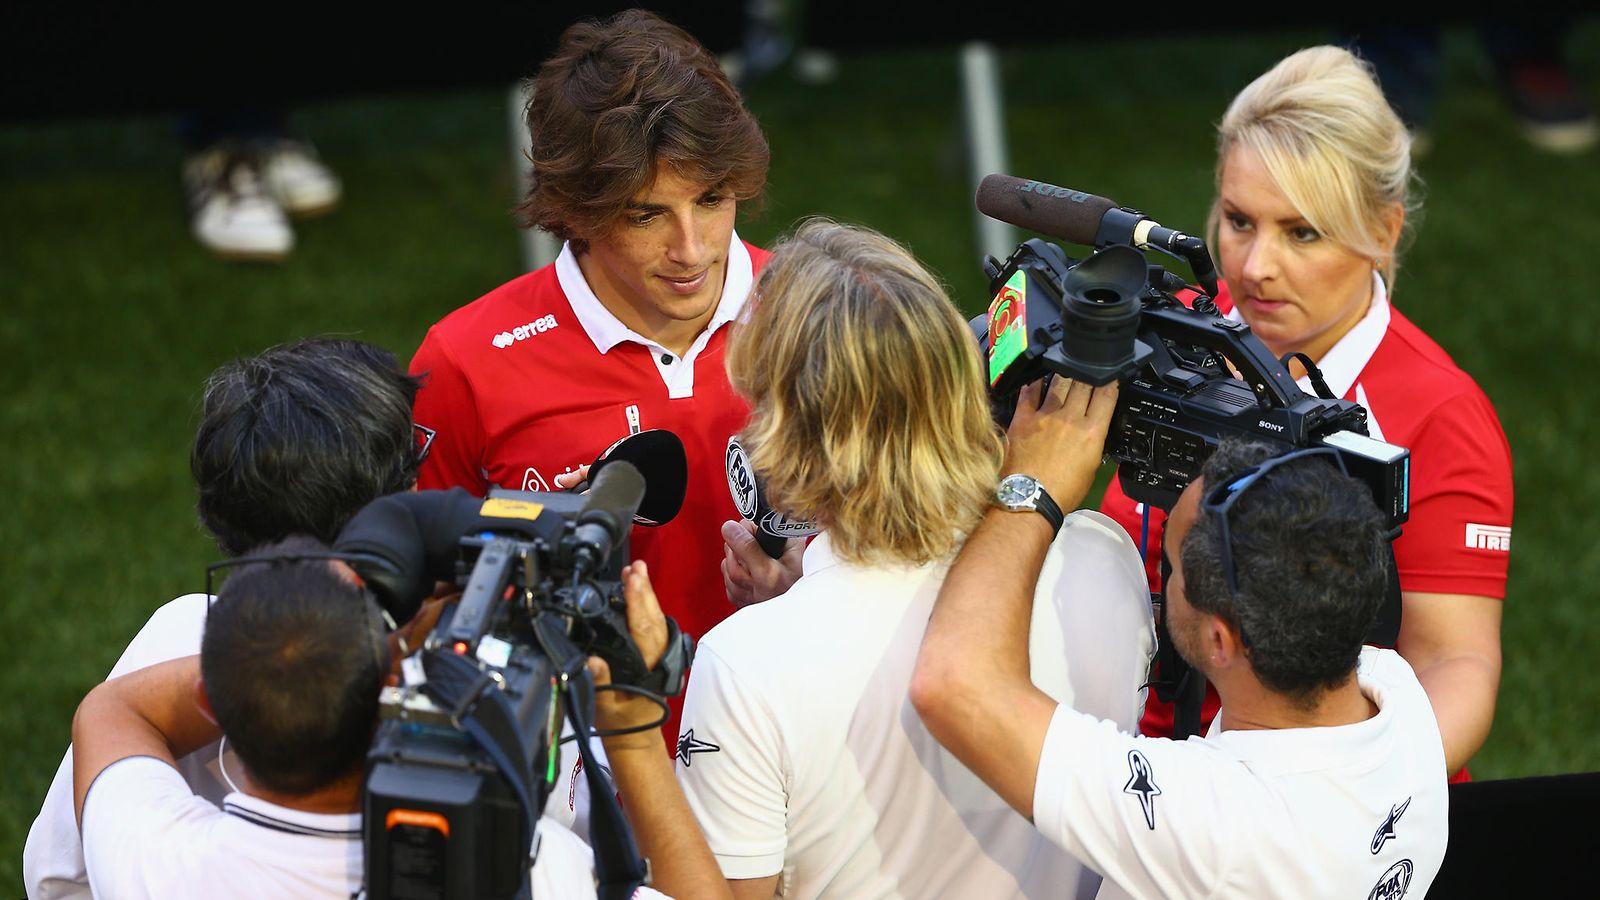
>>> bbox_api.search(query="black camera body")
[976,237,1410,530]
[335,476,685,900]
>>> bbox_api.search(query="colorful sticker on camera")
[988,271,1027,385]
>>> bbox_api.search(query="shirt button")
[661,353,674,365]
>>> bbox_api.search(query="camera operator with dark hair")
[912,378,1449,898]
[72,538,388,897]
[25,338,430,899]
[70,538,729,899]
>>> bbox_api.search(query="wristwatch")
[996,473,1065,535]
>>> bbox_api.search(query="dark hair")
[514,7,769,251]
[1180,438,1390,708]
[191,337,421,556]
[201,536,388,795]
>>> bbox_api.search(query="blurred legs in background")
[179,106,342,261]
[1346,19,1597,157]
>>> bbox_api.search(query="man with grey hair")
[913,378,1449,899]
[24,337,423,899]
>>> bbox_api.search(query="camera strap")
[530,614,650,900]
[423,648,543,899]
[1283,351,1336,401]
[1144,514,1206,741]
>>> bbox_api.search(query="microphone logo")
[725,437,759,520]
[1017,180,1091,202]
[759,508,816,538]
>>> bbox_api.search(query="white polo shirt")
[81,756,666,900]
[24,593,601,900]
[676,511,1156,898]
[82,756,362,900]
[1033,647,1448,899]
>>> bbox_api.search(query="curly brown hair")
[515,8,770,252]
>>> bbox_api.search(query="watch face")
[997,474,1039,507]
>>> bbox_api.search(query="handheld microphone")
[575,429,689,526]
[725,435,818,559]
[975,174,1219,298]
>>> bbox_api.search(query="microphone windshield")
[975,174,1115,246]
[589,429,688,526]
[580,459,647,543]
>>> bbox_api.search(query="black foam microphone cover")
[579,460,647,540]
[588,429,688,526]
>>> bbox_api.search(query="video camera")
[972,175,1411,738]
[332,460,691,900]
[971,174,1410,531]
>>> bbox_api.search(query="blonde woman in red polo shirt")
[1101,45,1513,780]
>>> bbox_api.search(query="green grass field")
[4,23,1598,891]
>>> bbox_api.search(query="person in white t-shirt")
[675,218,1155,899]
[24,338,429,900]
[913,382,1450,899]
[24,338,605,900]
[72,536,726,900]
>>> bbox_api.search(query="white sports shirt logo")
[492,314,559,349]
[1465,523,1511,552]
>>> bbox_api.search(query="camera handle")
[1137,304,1306,412]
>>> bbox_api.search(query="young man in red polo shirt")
[409,9,772,745]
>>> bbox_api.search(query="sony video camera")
[332,461,690,900]
[972,174,1410,530]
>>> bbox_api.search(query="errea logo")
[1465,523,1511,552]
[492,314,558,349]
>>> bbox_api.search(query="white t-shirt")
[80,755,665,900]
[25,594,223,900]
[24,593,600,900]
[676,512,1156,899]
[82,756,362,900]
[1033,647,1448,899]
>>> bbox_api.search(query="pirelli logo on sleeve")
[1465,523,1511,552]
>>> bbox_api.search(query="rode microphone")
[577,429,688,526]
[975,174,1219,298]
[725,435,818,559]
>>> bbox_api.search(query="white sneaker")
[258,139,342,217]
[183,145,294,262]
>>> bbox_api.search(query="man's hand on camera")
[1004,377,1119,511]
[721,519,803,608]
[587,561,669,743]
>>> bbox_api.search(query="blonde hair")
[1209,45,1419,286]
[726,218,1004,566]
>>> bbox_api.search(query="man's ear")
[193,678,219,727]
[1206,616,1249,669]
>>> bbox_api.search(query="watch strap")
[1031,483,1065,535]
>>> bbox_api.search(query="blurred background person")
[179,104,342,262]
[1342,18,1597,156]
